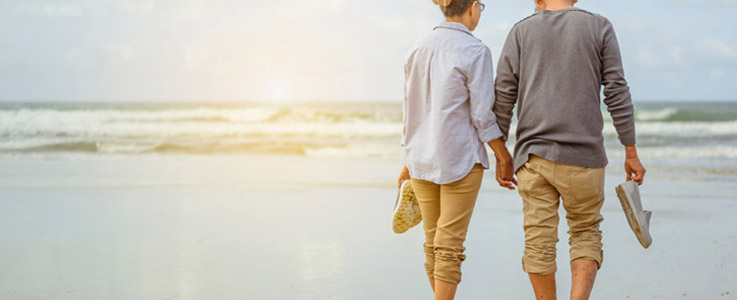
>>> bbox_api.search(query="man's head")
[534,0,578,12]
[434,0,484,31]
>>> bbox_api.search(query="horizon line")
[1,99,736,104]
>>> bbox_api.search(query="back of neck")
[539,1,574,11]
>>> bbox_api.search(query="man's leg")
[411,177,441,292]
[517,156,562,300]
[558,165,606,300]
[570,259,598,300]
[432,164,484,300]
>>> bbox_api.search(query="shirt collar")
[433,21,474,37]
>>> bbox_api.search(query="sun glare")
[267,81,295,102]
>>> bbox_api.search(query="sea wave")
[636,108,679,121]
[0,138,402,157]
[3,108,737,140]
[633,107,737,122]
[603,120,737,137]
[2,103,737,159]
[0,104,399,125]
[608,146,737,159]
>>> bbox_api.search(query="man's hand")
[397,165,411,188]
[488,137,517,190]
[624,145,646,185]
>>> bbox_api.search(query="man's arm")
[493,25,520,142]
[601,18,636,146]
[600,18,645,184]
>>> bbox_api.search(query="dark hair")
[434,0,476,17]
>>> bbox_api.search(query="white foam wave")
[0,107,281,124]
[603,121,737,137]
[608,146,737,159]
[95,142,158,153]
[0,118,402,139]
[636,108,679,121]
[304,144,401,158]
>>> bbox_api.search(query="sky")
[0,0,736,102]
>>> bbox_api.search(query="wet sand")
[0,154,735,299]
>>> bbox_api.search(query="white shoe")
[392,180,422,234]
[616,181,653,248]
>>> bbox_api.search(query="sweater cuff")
[479,123,504,143]
[618,132,636,146]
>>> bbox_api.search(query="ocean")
[1,101,737,170]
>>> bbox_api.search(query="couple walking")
[397,0,647,299]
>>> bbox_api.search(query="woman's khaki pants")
[410,164,484,284]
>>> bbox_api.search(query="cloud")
[636,46,687,68]
[702,38,737,60]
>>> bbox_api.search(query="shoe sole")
[616,182,653,248]
[393,180,420,234]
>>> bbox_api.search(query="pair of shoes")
[392,180,422,234]
[616,181,653,248]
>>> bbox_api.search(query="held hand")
[495,157,517,190]
[397,166,411,188]
[625,156,646,185]
[487,137,517,190]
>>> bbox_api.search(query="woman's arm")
[488,138,516,190]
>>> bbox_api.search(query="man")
[492,0,647,299]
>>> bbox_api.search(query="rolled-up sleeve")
[467,46,503,143]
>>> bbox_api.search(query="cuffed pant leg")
[517,158,561,275]
[560,165,606,269]
[432,164,483,284]
[411,177,441,280]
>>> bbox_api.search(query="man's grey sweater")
[494,7,636,172]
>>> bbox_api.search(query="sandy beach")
[1,153,735,299]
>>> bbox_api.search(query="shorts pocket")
[568,167,604,202]
[516,162,540,198]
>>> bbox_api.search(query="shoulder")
[570,7,601,18]
[570,8,613,28]
[578,9,611,23]
[410,29,436,50]
[405,30,434,60]
[514,8,609,27]
[513,12,539,28]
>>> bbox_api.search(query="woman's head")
[434,0,484,31]
[434,0,475,17]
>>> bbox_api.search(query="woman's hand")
[488,138,517,190]
[496,156,517,190]
[398,165,411,187]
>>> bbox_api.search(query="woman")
[397,0,516,299]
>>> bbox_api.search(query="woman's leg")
[411,177,441,292]
[433,164,484,299]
